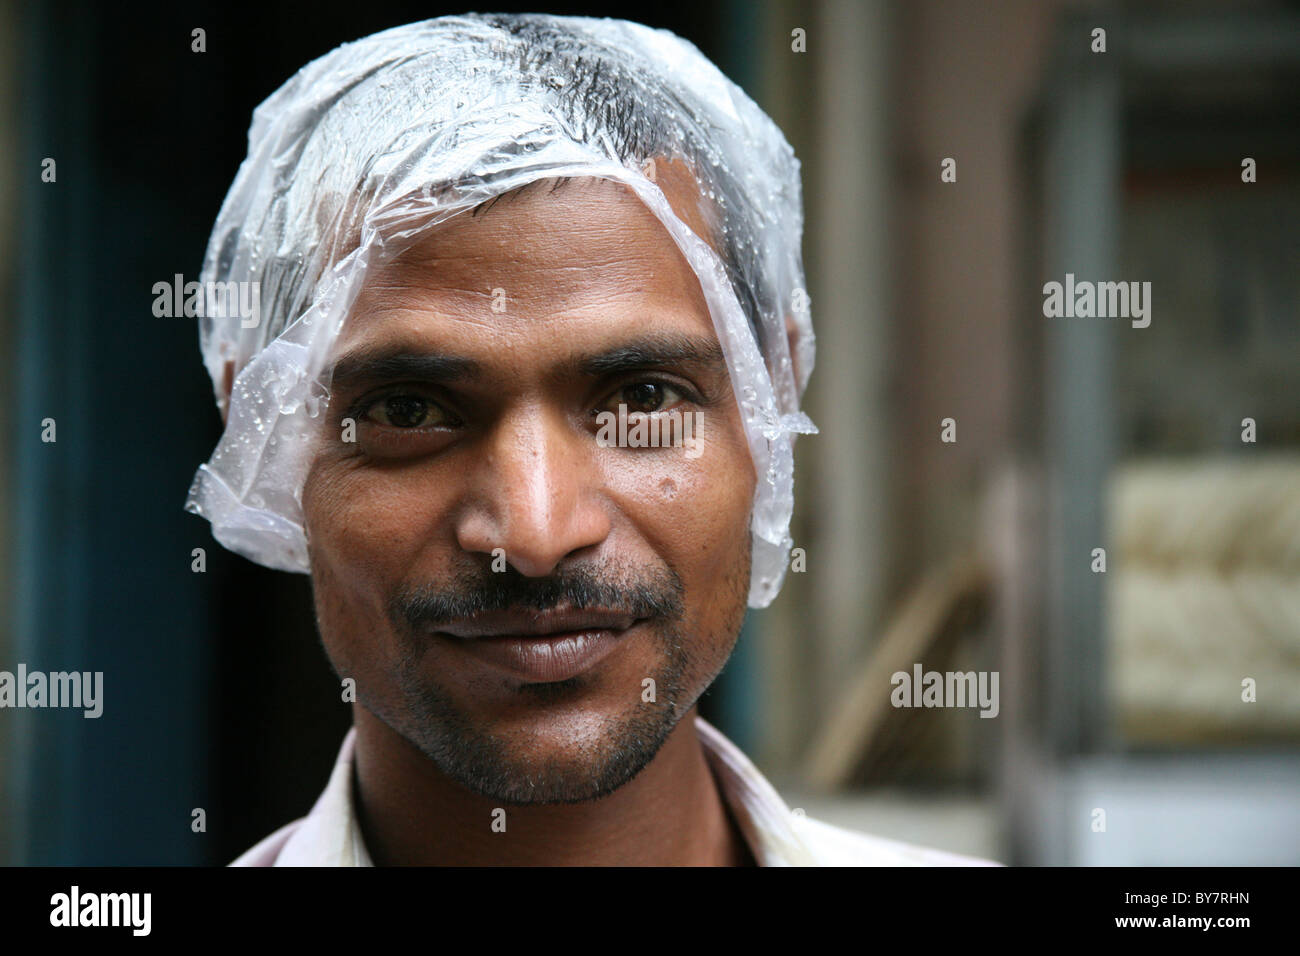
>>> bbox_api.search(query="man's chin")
[407,705,681,805]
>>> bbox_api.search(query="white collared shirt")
[230,716,1000,866]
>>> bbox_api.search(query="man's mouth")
[430,608,642,683]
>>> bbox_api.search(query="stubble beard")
[326,542,751,805]
[385,615,699,805]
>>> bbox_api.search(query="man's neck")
[350,705,755,866]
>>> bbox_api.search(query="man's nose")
[454,407,611,577]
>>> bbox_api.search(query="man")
[188,14,997,866]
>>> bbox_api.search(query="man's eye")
[600,381,686,415]
[364,394,455,428]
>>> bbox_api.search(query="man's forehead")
[387,165,711,260]
[331,156,718,270]
[330,288,723,379]
[367,185,684,295]
[336,167,718,351]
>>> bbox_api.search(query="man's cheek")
[604,429,749,497]
[310,553,377,680]
[306,472,412,638]
[658,447,754,535]
[308,464,429,559]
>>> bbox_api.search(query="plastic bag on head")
[186,13,817,608]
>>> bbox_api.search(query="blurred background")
[1,0,1297,865]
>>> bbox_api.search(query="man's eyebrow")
[577,335,727,377]
[327,334,728,392]
[328,347,481,391]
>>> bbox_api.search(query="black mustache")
[389,564,684,633]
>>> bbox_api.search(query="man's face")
[301,175,756,804]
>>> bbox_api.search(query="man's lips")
[434,608,637,639]
[430,608,641,683]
